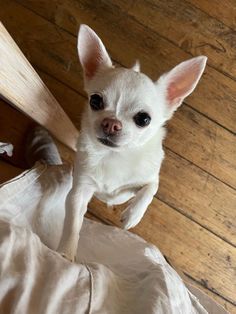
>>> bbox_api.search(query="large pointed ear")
[157,56,207,120]
[77,24,113,81]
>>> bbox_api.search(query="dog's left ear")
[77,24,113,81]
[157,56,207,120]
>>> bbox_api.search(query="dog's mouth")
[97,137,118,148]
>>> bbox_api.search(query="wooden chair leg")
[0,22,79,151]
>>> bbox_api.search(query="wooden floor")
[0,1,235,312]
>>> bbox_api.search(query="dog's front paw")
[120,206,143,230]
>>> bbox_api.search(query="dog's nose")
[101,118,122,135]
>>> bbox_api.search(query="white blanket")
[0,162,227,313]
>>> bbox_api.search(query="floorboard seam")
[15,0,236,89]
[164,147,236,190]
[184,272,236,306]
[155,194,236,247]
[184,0,235,32]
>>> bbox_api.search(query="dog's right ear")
[77,24,113,81]
[157,56,207,120]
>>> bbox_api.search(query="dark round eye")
[89,94,104,111]
[133,112,151,127]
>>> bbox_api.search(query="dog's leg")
[57,184,94,262]
[120,182,158,230]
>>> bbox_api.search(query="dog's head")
[78,25,207,150]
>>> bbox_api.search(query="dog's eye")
[133,112,151,127]
[89,94,104,111]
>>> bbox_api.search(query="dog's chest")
[95,157,145,191]
[87,148,162,196]
[89,155,152,204]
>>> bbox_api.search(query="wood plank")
[0,67,84,167]
[0,1,235,189]
[184,276,236,314]
[0,98,76,168]
[187,0,236,30]
[109,0,236,78]
[85,211,108,224]
[88,197,236,306]
[159,150,236,246]
[166,106,236,189]
[15,0,236,133]
[0,22,78,151]
[38,70,85,130]
[1,67,235,245]
[0,159,22,184]
[0,99,33,168]
[0,1,83,96]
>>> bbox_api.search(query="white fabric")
[0,142,13,156]
[0,163,226,313]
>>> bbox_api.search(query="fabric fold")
[0,164,227,313]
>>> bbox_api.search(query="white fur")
[57,25,207,261]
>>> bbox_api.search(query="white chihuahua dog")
[57,24,207,261]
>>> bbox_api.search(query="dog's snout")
[101,118,122,135]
